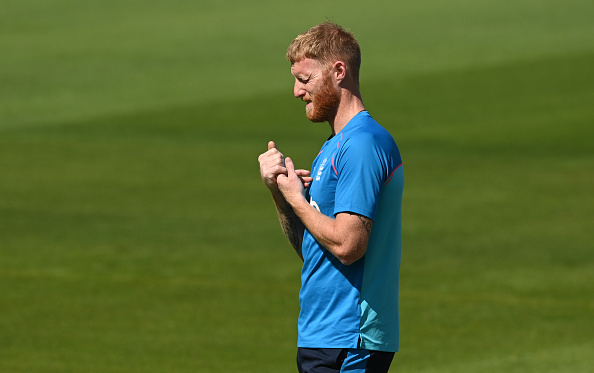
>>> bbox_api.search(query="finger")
[295,169,311,177]
[263,163,287,177]
[265,141,285,167]
[276,173,288,185]
[284,157,296,174]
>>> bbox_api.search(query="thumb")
[268,141,276,150]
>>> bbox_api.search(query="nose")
[294,80,305,98]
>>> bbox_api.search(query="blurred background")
[1,1,592,372]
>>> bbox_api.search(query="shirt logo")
[309,197,320,212]
[315,158,328,181]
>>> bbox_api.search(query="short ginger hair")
[286,22,361,82]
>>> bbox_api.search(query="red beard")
[306,72,341,123]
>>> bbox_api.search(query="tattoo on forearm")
[277,205,304,259]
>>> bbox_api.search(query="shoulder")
[337,114,402,175]
[343,117,397,155]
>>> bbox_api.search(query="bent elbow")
[333,245,366,266]
[338,256,359,266]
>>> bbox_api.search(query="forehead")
[291,58,322,77]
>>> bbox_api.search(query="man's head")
[287,23,361,123]
[286,22,361,83]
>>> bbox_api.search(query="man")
[258,22,404,373]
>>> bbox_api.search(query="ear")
[332,61,348,83]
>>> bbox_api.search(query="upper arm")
[334,135,389,221]
[333,211,374,265]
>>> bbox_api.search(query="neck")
[329,89,365,135]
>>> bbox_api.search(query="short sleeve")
[333,134,389,220]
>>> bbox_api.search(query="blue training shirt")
[298,111,404,352]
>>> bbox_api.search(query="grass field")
[1,1,593,372]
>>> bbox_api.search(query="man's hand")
[258,141,312,192]
[258,141,286,191]
[277,157,309,206]
[258,142,311,260]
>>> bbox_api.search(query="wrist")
[285,193,308,214]
[270,188,292,210]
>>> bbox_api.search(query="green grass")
[1,1,593,372]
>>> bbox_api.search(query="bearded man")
[258,22,404,373]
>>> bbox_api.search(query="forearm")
[271,190,305,260]
[289,198,368,265]
[273,156,368,265]
[290,198,340,253]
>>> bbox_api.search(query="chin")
[308,114,327,123]
[305,108,326,123]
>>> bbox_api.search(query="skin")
[258,57,373,265]
[257,140,311,260]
